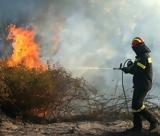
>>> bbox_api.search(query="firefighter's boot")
[125,112,142,133]
[140,109,159,131]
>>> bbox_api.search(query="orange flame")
[7,25,47,70]
[32,108,47,118]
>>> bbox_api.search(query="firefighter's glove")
[127,60,133,67]
[121,67,129,73]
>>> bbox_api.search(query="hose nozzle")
[113,63,122,70]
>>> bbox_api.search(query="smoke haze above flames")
[0,0,160,96]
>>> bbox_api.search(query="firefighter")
[122,37,159,132]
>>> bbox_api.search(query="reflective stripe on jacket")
[128,53,152,90]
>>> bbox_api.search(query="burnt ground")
[0,113,160,136]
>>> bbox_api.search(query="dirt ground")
[0,114,160,136]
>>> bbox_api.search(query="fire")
[32,108,47,118]
[7,25,47,70]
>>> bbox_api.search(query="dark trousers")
[132,88,157,129]
[132,88,148,111]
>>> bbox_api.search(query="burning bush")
[0,62,96,122]
[0,24,97,123]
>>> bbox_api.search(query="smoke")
[0,0,160,97]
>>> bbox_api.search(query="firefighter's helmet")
[132,37,144,47]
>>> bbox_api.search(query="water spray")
[67,66,113,70]
[66,64,122,70]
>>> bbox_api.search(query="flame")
[7,25,47,70]
[32,108,47,118]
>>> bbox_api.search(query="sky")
[0,0,160,100]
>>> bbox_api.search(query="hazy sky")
[0,0,160,98]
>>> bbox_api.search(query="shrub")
[0,62,96,122]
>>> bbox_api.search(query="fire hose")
[113,59,132,114]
